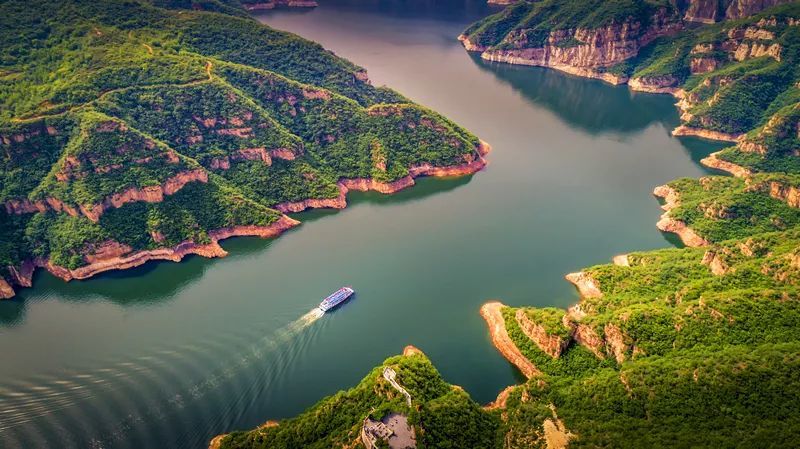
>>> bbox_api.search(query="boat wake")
[283,308,324,335]
[0,307,328,448]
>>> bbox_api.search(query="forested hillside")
[0,0,487,298]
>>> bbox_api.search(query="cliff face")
[468,9,681,83]
[462,1,799,142]
[684,0,795,22]
[653,184,710,247]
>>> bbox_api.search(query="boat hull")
[318,287,354,312]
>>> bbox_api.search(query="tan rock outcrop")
[473,11,680,84]
[653,184,710,247]
[702,250,731,275]
[3,216,300,298]
[629,75,681,94]
[612,254,630,266]
[484,385,515,410]
[402,345,424,357]
[7,260,34,287]
[733,41,782,61]
[565,271,603,298]
[515,309,570,358]
[5,169,209,222]
[0,278,15,299]
[603,323,629,363]
[571,323,606,359]
[684,0,792,23]
[458,34,488,52]
[480,302,541,379]
[274,141,490,213]
[690,57,720,74]
[725,0,794,20]
[769,181,800,208]
[672,125,743,142]
[700,151,752,177]
[79,169,209,221]
[242,0,318,9]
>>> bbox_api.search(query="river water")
[0,1,725,448]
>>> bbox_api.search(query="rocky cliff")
[684,0,795,22]
[470,7,682,84]
[462,1,800,142]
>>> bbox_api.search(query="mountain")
[0,0,489,299]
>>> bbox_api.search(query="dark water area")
[0,1,726,448]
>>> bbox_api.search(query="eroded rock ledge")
[4,169,209,222]
[672,126,743,142]
[0,216,299,299]
[701,151,752,177]
[480,301,541,379]
[2,142,491,299]
[274,140,491,213]
[242,0,318,11]
[653,184,709,247]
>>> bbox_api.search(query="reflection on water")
[471,54,680,135]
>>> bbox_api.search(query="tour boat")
[318,286,354,312]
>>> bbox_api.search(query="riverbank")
[1,142,490,299]
[653,184,709,247]
[479,301,540,379]
[274,140,490,213]
[1,216,300,299]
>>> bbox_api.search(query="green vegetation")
[0,0,482,287]
[218,351,502,449]
[463,0,674,49]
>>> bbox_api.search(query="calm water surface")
[0,2,725,448]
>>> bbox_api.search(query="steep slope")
[0,0,489,298]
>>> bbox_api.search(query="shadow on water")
[0,298,25,327]
[676,136,735,174]
[0,237,285,327]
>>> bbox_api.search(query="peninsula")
[0,0,489,298]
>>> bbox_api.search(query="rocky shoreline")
[1,142,490,299]
[672,126,743,142]
[459,30,750,144]
[273,140,491,213]
[653,184,709,247]
[479,301,541,379]
[701,151,752,177]
[0,216,300,299]
[564,271,603,298]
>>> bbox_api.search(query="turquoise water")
[0,2,725,448]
